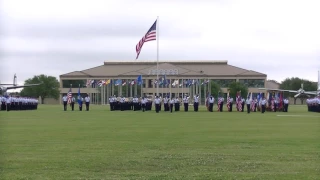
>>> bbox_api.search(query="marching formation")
[0,95,38,111]
[306,97,320,112]
[106,93,291,113]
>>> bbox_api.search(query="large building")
[59,60,267,104]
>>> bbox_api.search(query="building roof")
[266,80,280,89]
[60,60,267,78]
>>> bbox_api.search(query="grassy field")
[0,105,319,179]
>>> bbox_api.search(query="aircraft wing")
[258,88,297,93]
[6,84,41,90]
[303,91,317,95]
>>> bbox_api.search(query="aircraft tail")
[13,74,17,86]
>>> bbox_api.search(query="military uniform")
[85,96,90,111]
[193,95,199,112]
[62,95,68,111]
[209,96,214,112]
[183,96,189,112]
[246,98,251,113]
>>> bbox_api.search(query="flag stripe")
[136,20,157,59]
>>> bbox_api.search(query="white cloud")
[0,0,320,87]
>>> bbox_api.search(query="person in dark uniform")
[193,94,199,112]
[246,97,251,114]
[220,96,224,112]
[261,97,267,113]
[241,97,245,112]
[229,97,233,112]
[71,96,75,111]
[78,96,83,111]
[141,97,147,112]
[163,96,169,111]
[174,97,180,111]
[183,95,189,112]
[120,96,125,111]
[208,96,214,112]
[133,96,139,111]
[62,95,68,111]
[274,97,278,112]
[169,98,174,113]
[154,96,160,113]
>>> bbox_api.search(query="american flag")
[67,87,72,104]
[217,97,222,111]
[227,95,230,111]
[251,98,255,111]
[136,20,157,59]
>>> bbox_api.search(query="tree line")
[16,74,317,104]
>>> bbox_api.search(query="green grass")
[0,105,319,179]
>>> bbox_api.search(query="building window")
[211,79,236,87]
[148,79,152,88]
[62,80,86,88]
[239,79,265,88]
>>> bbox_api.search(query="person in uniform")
[209,96,214,112]
[159,96,162,111]
[133,96,139,111]
[62,95,68,111]
[246,96,252,113]
[85,94,90,111]
[109,96,113,111]
[193,94,199,112]
[71,96,75,111]
[141,97,147,112]
[154,96,160,113]
[283,97,289,112]
[174,97,180,111]
[78,96,83,111]
[1,96,6,110]
[6,95,12,111]
[169,98,174,113]
[229,97,233,112]
[183,95,189,112]
[112,95,117,110]
[163,96,169,112]
[241,97,245,112]
[261,97,267,113]
[274,97,278,112]
[220,96,224,111]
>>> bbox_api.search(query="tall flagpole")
[156,16,159,96]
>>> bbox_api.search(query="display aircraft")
[0,74,41,95]
[259,71,320,98]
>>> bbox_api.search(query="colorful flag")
[77,85,81,106]
[206,91,210,111]
[105,79,111,85]
[136,20,157,59]
[67,87,72,104]
[227,90,230,111]
[137,75,142,85]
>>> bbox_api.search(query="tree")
[228,82,248,98]
[280,77,317,104]
[20,74,60,104]
[210,81,222,97]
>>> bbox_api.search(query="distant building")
[266,80,280,89]
[59,60,267,104]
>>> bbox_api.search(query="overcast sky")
[1,0,320,90]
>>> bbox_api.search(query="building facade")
[59,60,267,104]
